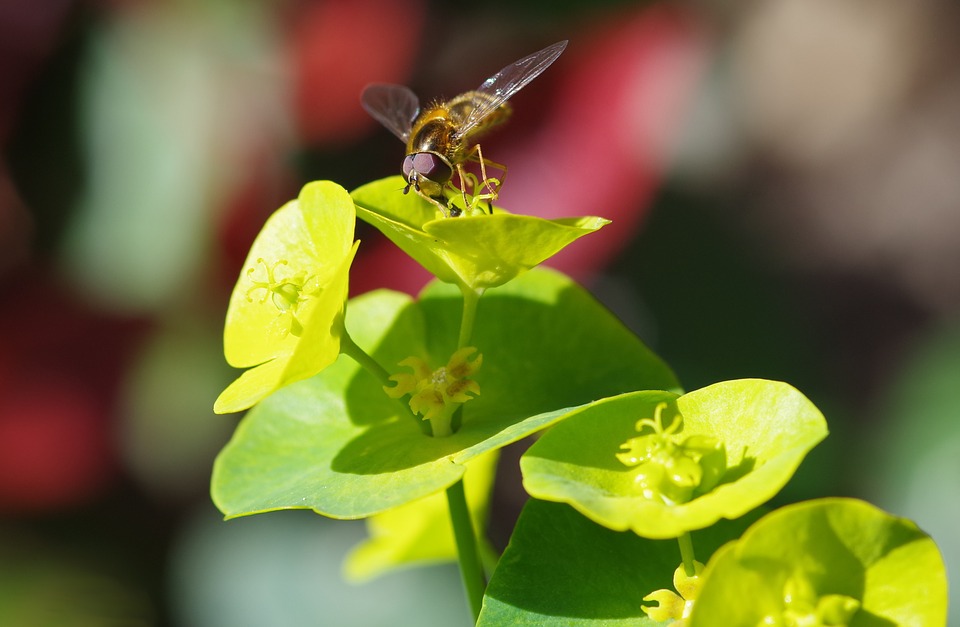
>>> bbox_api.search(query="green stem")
[677,532,697,577]
[450,286,483,432]
[457,286,483,349]
[446,285,487,621]
[340,331,431,435]
[340,331,391,386]
[447,479,485,622]
[430,406,454,437]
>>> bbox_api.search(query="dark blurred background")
[2,0,958,624]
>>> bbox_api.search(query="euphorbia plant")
[212,177,947,625]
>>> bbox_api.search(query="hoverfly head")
[403,152,452,188]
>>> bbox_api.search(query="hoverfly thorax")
[361,40,568,217]
[406,107,460,156]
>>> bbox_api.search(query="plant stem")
[457,287,483,349]
[446,286,487,621]
[340,331,431,435]
[430,406,453,437]
[678,532,697,577]
[340,331,392,386]
[447,479,485,622]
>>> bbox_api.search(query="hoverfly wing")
[454,40,568,140]
[361,83,420,142]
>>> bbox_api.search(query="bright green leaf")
[689,498,948,627]
[215,181,358,414]
[351,176,609,291]
[521,380,828,538]
[478,499,761,626]
[343,451,499,581]
[212,268,678,519]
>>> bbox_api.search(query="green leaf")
[343,451,499,581]
[521,380,828,538]
[478,499,761,626]
[215,181,359,414]
[351,176,609,291]
[212,268,678,519]
[689,498,948,627]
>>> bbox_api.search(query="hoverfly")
[361,40,568,217]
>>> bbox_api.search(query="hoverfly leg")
[432,198,451,218]
[435,194,457,217]
[464,144,506,215]
[406,174,450,216]
[473,144,507,198]
[454,164,472,215]
[425,192,450,218]
[474,144,492,197]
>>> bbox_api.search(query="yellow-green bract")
[689,498,948,627]
[521,380,829,539]
[351,176,609,292]
[215,181,359,414]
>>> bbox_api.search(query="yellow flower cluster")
[385,347,482,435]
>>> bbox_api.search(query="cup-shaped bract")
[351,176,608,292]
[689,498,948,627]
[215,181,359,414]
[521,380,828,538]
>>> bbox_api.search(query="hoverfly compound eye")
[401,154,417,181]
[407,152,452,185]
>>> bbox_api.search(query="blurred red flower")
[0,274,146,512]
[288,0,425,144]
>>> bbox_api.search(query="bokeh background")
[2,0,958,624]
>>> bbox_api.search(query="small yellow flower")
[617,402,725,506]
[643,561,705,626]
[385,347,482,435]
[761,576,861,627]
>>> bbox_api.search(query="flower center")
[759,576,861,626]
[431,367,449,386]
[384,347,482,437]
[617,402,726,505]
[245,258,315,336]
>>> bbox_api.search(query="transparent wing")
[455,40,568,140]
[361,83,420,142]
